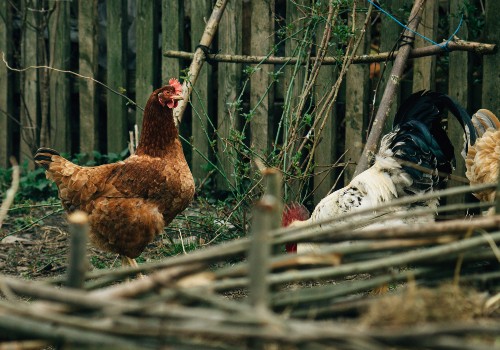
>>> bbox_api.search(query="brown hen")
[34,78,194,267]
[464,109,500,204]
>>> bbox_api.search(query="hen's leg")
[121,255,139,268]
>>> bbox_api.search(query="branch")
[164,39,496,65]
[354,0,427,176]
[173,0,228,125]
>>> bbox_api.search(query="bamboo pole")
[354,0,427,176]
[173,0,228,125]
[164,39,496,66]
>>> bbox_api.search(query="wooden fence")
[1,0,499,204]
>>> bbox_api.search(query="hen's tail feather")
[34,147,61,169]
[472,109,500,137]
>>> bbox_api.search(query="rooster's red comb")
[282,202,309,227]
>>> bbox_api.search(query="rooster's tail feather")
[472,109,500,137]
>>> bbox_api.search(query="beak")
[170,95,183,101]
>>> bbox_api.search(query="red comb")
[168,78,182,95]
[282,203,309,254]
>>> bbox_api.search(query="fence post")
[249,0,275,156]
[161,0,183,85]
[314,22,338,203]
[66,211,89,289]
[0,1,12,167]
[49,0,71,153]
[447,0,470,208]
[376,0,404,135]
[216,0,242,190]
[190,0,213,182]
[78,0,99,157]
[20,0,41,167]
[106,0,128,154]
[136,0,159,129]
[345,7,371,183]
[412,1,438,92]
[482,0,500,113]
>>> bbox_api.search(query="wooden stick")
[66,211,89,289]
[164,39,496,66]
[173,0,228,125]
[0,157,19,229]
[354,0,426,176]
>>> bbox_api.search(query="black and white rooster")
[284,90,477,253]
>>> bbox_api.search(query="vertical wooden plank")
[49,0,71,153]
[20,0,40,166]
[313,24,338,204]
[344,9,370,183]
[106,0,128,153]
[136,0,159,128]
[249,0,275,154]
[447,0,469,206]
[412,1,438,91]
[190,0,212,181]
[377,0,404,134]
[0,1,12,167]
[78,0,99,155]
[161,0,183,85]
[482,0,500,112]
[216,0,242,190]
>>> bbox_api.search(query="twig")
[354,0,426,176]
[164,39,496,65]
[0,51,142,111]
[0,157,19,229]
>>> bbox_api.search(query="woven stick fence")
[0,174,499,349]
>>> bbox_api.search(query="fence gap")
[412,1,438,92]
[190,0,213,181]
[136,0,159,128]
[0,1,12,167]
[49,0,70,153]
[216,0,242,190]
[344,9,370,183]
[249,0,275,156]
[106,0,128,154]
[447,0,470,208]
[78,0,99,157]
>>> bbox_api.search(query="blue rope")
[367,0,463,51]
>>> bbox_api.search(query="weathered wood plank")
[249,0,275,155]
[20,0,41,166]
[136,0,159,128]
[161,0,183,85]
[482,0,500,112]
[344,9,370,183]
[377,0,404,134]
[106,0,128,154]
[49,0,71,153]
[412,0,438,91]
[0,1,12,167]
[313,24,338,204]
[447,0,469,206]
[78,0,99,156]
[284,0,307,199]
[216,0,242,190]
[190,0,212,181]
